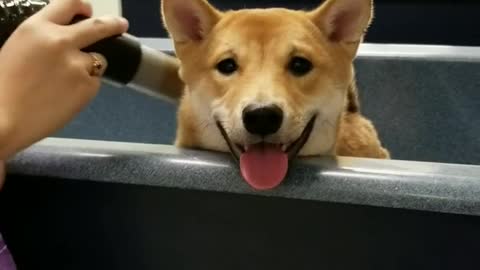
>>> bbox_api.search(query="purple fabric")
[0,233,16,270]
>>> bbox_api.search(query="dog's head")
[161,0,373,190]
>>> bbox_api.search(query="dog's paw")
[336,112,390,159]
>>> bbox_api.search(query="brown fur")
[161,0,390,160]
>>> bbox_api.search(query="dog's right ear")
[161,0,221,43]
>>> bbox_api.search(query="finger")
[68,51,106,99]
[38,0,93,25]
[69,16,129,49]
[83,52,108,78]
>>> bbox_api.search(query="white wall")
[89,0,122,16]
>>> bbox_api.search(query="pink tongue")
[240,143,288,190]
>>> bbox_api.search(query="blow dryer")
[0,0,182,102]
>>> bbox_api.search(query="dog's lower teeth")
[281,145,287,152]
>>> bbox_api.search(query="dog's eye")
[288,57,313,76]
[216,58,238,75]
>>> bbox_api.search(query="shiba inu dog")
[160,0,390,190]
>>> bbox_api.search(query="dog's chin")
[215,115,316,190]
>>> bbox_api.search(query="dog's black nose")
[242,105,283,136]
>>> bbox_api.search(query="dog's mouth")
[216,115,316,190]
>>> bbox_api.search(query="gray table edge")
[137,37,480,62]
[5,137,480,217]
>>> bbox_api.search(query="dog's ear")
[161,0,221,43]
[309,0,373,43]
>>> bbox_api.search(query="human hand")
[0,0,129,160]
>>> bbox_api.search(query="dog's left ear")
[309,0,373,43]
[161,0,221,43]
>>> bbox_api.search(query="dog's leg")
[335,81,390,159]
[174,93,198,148]
[336,112,390,159]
